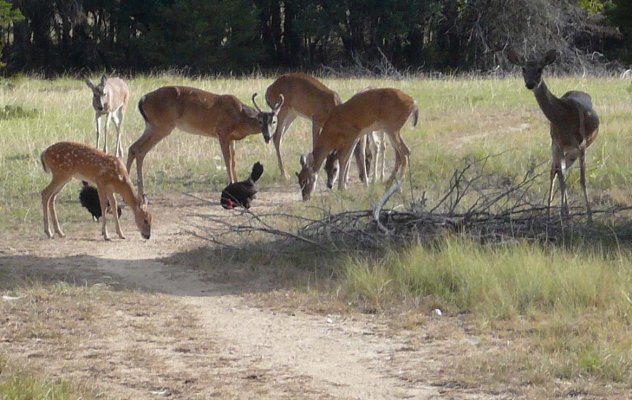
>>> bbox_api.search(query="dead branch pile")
[198,156,632,252]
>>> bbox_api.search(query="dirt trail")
[1,189,451,399]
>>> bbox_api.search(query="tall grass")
[341,238,632,384]
[342,238,632,318]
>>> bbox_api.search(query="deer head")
[85,75,111,113]
[251,93,284,143]
[133,195,152,240]
[296,153,318,201]
[324,152,339,189]
[507,49,558,90]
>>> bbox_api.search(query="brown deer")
[85,75,130,158]
[41,141,152,240]
[264,73,369,182]
[126,86,283,196]
[297,88,418,201]
[507,49,599,220]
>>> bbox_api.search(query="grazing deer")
[85,75,129,158]
[264,73,369,182]
[126,86,283,196]
[297,88,418,201]
[507,49,599,220]
[41,141,151,240]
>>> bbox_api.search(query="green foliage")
[341,239,632,319]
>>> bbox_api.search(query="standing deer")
[297,88,417,201]
[40,141,151,240]
[126,86,282,196]
[264,73,369,182]
[85,75,129,158]
[507,49,599,220]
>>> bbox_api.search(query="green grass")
[1,74,631,232]
[0,355,100,400]
[340,238,632,386]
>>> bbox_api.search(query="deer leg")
[96,183,111,240]
[107,192,125,239]
[547,164,558,218]
[579,148,592,222]
[385,130,410,185]
[367,132,379,183]
[273,108,295,181]
[337,143,356,191]
[102,113,112,154]
[378,132,386,182]
[127,126,171,196]
[41,175,70,238]
[112,107,125,159]
[352,135,368,186]
[229,140,237,182]
[557,157,569,218]
[95,113,101,150]
[219,137,235,184]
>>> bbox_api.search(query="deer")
[507,48,600,221]
[324,86,387,189]
[85,75,130,158]
[40,141,152,241]
[126,86,283,197]
[264,73,369,183]
[297,88,418,201]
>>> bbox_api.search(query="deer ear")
[543,49,558,66]
[274,94,284,113]
[243,105,259,119]
[100,74,108,85]
[85,79,95,90]
[506,48,525,66]
[300,154,307,167]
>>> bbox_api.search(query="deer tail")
[410,102,419,128]
[40,152,49,173]
[138,95,149,123]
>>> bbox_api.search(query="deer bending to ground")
[85,75,129,158]
[264,73,369,182]
[41,141,151,240]
[297,88,417,201]
[508,49,599,220]
[126,86,282,196]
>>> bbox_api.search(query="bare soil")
[0,188,526,399]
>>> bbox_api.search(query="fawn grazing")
[41,142,151,240]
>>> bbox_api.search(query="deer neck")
[532,80,567,124]
[310,143,331,173]
[116,179,141,211]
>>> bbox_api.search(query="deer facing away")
[41,141,151,240]
[85,75,130,158]
[508,49,599,220]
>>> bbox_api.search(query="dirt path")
[0,189,485,399]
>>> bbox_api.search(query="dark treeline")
[0,0,630,76]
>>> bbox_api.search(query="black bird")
[221,162,264,209]
[79,181,123,221]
